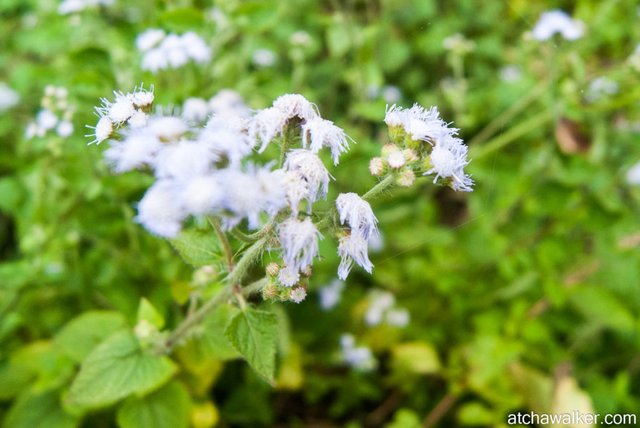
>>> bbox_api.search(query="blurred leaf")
[391,342,441,376]
[552,375,595,428]
[225,308,278,382]
[116,381,190,428]
[169,230,222,268]
[137,298,165,330]
[159,8,204,33]
[569,286,635,334]
[4,389,78,428]
[54,311,128,363]
[67,331,177,409]
[190,400,219,428]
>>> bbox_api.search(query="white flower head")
[318,279,345,310]
[289,287,307,303]
[272,93,318,122]
[369,157,385,176]
[336,193,378,240]
[199,124,251,167]
[153,140,217,180]
[146,116,188,141]
[136,180,187,238]
[106,92,136,124]
[136,29,166,52]
[128,110,148,128]
[181,174,224,215]
[338,233,373,280]
[426,137,473,192]
[131,85,154,108]
[284,149,331,202]
[301,116,351,165]
[181,32,212,63]
[104,131,162,173]
[387,149,406,169]
[249,106,289,152]
[36,109,58,131]
[278,217,322,273]
[88,116,113,144]
[386,308,410,327]
[532,10,585,41]
[182,97,210,123]
[284,171,311,216]
[252,48,277,67]
[278,265,300,287]
[384,104,405,127]
[56,120,74,137]
[365,291,395,326]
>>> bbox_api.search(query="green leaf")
[184,304,240,362]
[137,299,165,330]
[4,389,78,428]
[159,8,204,33]
[391,342,441,376]
[54,311,128,363]
[570,286,635,334]
[67,331,177,409]
[116,381,190,428]
[225,308,279,382]
[169,230,222,268]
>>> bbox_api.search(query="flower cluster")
[378,103,473,192]
[531,10,585,41]
[181,90,250,124]
[364,290,410,328]
[26,86,74,139]
[340,334,377,371]
[136,29,212,73]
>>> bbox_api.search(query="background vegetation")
[1,0,640,427]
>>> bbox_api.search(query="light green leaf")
[185,304,240,362]
[137,299,165,330]
[54,311,128,363]
[67,331,177,409]
[4,389,78,428]
[169,230,222,268]
[116,381,190,428]
[391,342,441,376]
[225,308,279,382]
[570,286,635,334]
[159,8,204,33]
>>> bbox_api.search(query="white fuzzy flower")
[104,131,162,173]
[127,110,148,128]
[284,149,331,202]
[208,89,250,117]
[89,116,113,144]
[336,193,378,240]
[131,87,154,108]
[369,157,385,176]
[426,137,473,192]
[181,175,224,215]
[56,120,74,137]
[301,116,350,165]
[318,279,345,310]
[284,171,311,215]
[136,29,166,52]
[385,104,455,143]
[106,93,136,124]
[199,124,251,167]
[36,109,58,131]
[532,10,585,41]
[337,233,373,280]
[249,107,289,152]
[289,287,307,303]
[136,180,187,238]
[278,265,300,287]
[153,140,216,180]
[181,32,212,63]
[252,48,277,67]
[146,116,188,141]
[0,83,19,112]
[272,93,318,122]
[183,97,210,123]
[387,150,406,169]
[278,217,321,273]
[384,104,405,127]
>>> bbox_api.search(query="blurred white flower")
[136,29,166,52]
[153,140,217,180]
[181,175,224,215]
[381,85,402,104]
[500,65,522,83]
[532,10,585,41]
[138,30,212,72]
[340,334,376,371]
[104,131,162,173]
[585,77,618,102]
[290,31,312,46]
[56,120,74,137]
[278,217,322,273]
[318,279,345,310]
[301,116,350,165]
[0,83,20,112]
[338,233,373,280]
[626,162,640,185]
[183,97,210,123]
[136,180,187,238]
[252,49,277,67]
[58,0,113,15]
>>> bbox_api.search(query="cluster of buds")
[373,104,474,192]
[26,86,75,139]
[262,262,308,303]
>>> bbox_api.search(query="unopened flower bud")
[397,169,415,187]
[381,143,399,157]
[387,150,406,169]
[403,148,418,163]
[369,157,385,176]
[266,262,280,277]
[262,283,278,300]
[300,265,312,277]
[289,287,307,303]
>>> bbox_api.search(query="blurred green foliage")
[1,0,640,427]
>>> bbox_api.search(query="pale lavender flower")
[336,193,378,240]
[340,334,376,371]
[284,149,331,202]
[278,217,322,272]
[289,287,307,303]
[318,279,345,310]
[301,116,350,165]
[136,180,187,238]
[337,233,373,280]
[532,10,585,41]
[426,137,473,192]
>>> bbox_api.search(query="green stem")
[470,111,553,160]
[208,217,234,271]
[226,235,271,286]
[278,124,293,168]
[362,174,395,201]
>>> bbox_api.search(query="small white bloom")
[301,116,350,165]
[183,97,210,123]
[626,162,640,185]
[107,93,136,124]
[181,174,224,215]
[336,193,378,240]
[397,169,415,187]
[36,109,58,131]
[338,233,373,280]
[284,171,311,215]
[249,106,289,152]
[289,287,307,303]
[364,291,395,326]
[585,77,618,102]
[199,124,251,166]
[384,104,405,127]
[90,116,113,144]
[56,120,74,137]
[318,279,345,310]
[0,83,20,112]
[181,32,212,63]
[385,308,410,327]
[146,116,188,141]
[153,140,216,180]
[127,110,148,128]
[290,31,312,46]
[284,149,331,202]
[381,85,402,104]
[104,131,162,173]
[252,48,277,67]
[141,47,169,73]
[500,65,522,83]
[426,137,473,192]
[136,180,187,238]
[278,217,321,273]
[532,10,585,41]
[208,89,250,117]
[131,87,154,108]
[136,29,166,52]
[272,93,318,122]
[369,157,385,176]
[279,265,300,287]
[387,150,406,169]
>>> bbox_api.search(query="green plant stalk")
[208,217,234,271]
[362,174,396,201]
[278,124,293,168]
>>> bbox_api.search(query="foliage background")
[1,0,640,427]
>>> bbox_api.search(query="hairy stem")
[209,217,234,271]
[278,124,293,168]
[362,174,395,201]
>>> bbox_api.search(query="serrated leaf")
[225,308,279,382]
[169,230,222,268]
[184,304,240,362]
[67,331,177,409]
[54,311,128,363]
[4,389,78,428]
[116,381,190,428]
[137,299,165,329]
